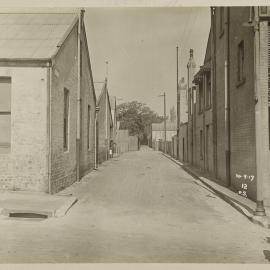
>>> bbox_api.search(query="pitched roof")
[0,12,78,59]
[152,121,177,131]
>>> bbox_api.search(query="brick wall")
[0,67,48,192]
[79,25,96,177]
[228,7,257,200]
[258,21,270,206]
[50,24,78,193]
[214,7,227,185]
[193,68,214,176]
[179,123,188,162]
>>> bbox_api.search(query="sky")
[84,7,210,116]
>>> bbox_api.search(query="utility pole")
[176,46,180,160]
[106,61,109,78]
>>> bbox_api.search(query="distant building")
[97,78,113,164]
[152,122,177,152]
[109,96,117,142]
[152,121,177,142]
[0,10,97,193]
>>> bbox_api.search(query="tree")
[116,101,163,142]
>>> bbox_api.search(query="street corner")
[0,191,78,219]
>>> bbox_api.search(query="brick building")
[97,78,113,164]
[193,30,214,174]
[0,10,97,193]
[180,7,270,207]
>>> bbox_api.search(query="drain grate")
[9,212,48,219]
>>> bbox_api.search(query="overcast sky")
[85,7,210,115]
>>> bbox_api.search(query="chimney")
[189,49,194,58]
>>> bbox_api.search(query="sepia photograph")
[0,0,270,266]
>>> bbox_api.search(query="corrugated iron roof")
[0,13,78,59]
[152,121,177,131]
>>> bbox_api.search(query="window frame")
[63,88,70,152]
[200,129,203,160]
[205,71,212,109]
[237,40,246,87]
[198,80,204,113]
[0,76,12,153]
[87,104,91,150]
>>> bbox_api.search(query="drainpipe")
[187,65,189,163]
[224,7,231,187]
[94,106,100,169]
[254,7,266,216]
[105,78,108,160]
[47,64,52,194]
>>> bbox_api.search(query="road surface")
[0,146,270,263]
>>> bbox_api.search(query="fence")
[152,136,178,160]
[115,130,139,154]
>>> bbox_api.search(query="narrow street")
[0,146,269,263]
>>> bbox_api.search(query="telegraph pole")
[176,46,180,160]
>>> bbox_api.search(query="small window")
[199,81,204,113]
[220,7,224,37]
[0,77,11,153]
[237,40,245,84]
[200,130,203,160]
[205,72,211,108]
[63,88,69,151]
[87,105,91,150]
[188,89,192,116]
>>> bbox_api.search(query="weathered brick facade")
[0,67,48,191]
[78,21,97,178]
[50,23,78,193]
[0,11,97,194]
[181,7,270,204]
[227,7,257,199]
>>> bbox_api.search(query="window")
[237,40,245,85]
[188,89,192,116]
[199,81,204,113]
[63,88,69,151]
[0,77,11,153]
[200,130,203,160]
[220,7,224,36]
[87,105,91,150]
[205,72,211,108]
